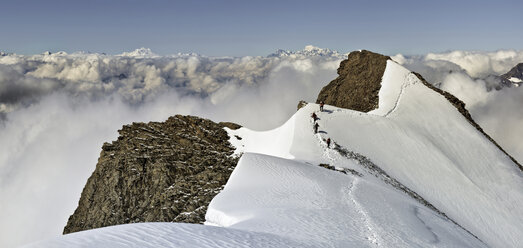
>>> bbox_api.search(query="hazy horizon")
[1,0,522,56]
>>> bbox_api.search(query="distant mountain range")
[268,45,346,58]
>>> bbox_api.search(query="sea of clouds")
[0,46,343,247]
[1,46,522,247]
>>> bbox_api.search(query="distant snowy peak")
[117,48,204,58]
[118,47,159,57]
[483,62,523,90]
[268,45,345,58]
[501,63,523,87]
[41,51,68,56]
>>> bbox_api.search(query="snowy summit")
[25,50,523,248]
[118,47,158,58]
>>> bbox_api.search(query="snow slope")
[210,61,523,247]
[22,223,312,248]
[207,153,486,247]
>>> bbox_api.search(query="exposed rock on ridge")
[316,50,390,112]
[63,115,240,234]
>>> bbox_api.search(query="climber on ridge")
[319,101,325,112]
[314,122,319,134]
[326,138,331,148]
[311,112,318,122]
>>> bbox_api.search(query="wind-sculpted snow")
[207,153,487,247]
[23,223,313,248]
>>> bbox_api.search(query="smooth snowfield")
[214,61,523,247]
[22,222,313,248]
[207,153,486,247]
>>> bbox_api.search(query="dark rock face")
[316,50,390,112]
[63,115,240,234]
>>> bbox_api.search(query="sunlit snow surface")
[207,153,486,247]
[27,60,523,247]
[211,61,523,247]
[23,223,313,248]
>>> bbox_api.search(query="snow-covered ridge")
[209,60,523,247]
[19,53,523,248]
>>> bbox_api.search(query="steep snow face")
[337,61,523,247]
[212,61,523,247]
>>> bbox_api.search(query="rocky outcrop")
[63,115,240,234]
[297,100,308,110]
[316,50,390,112]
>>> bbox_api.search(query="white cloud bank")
[1,47,523,247]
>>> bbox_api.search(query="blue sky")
[1,0,521,56]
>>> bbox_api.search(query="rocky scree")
[63,115,240,234]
